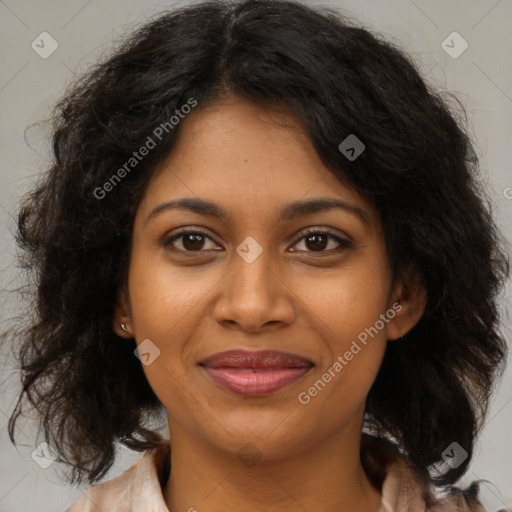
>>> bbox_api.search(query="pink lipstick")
[199,350,313,397]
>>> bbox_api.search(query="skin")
[114,94,426,512]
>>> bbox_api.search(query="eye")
[162,228,221,253]
[290,229,353,255]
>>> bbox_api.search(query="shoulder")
[429,483,487,512]
[65,440,171,512]
[362,434,487,512]
[380,457,487,512]
[64,464,135,512]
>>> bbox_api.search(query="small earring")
[120,322,129,332]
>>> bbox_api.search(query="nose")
[212,246,296,333]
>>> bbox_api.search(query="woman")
[4,1,508,510]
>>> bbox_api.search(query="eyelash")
[162,227,353,256]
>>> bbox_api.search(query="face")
[114,95,424,461]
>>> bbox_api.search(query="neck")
[163,420,382,512]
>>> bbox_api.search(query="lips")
[199,350,313,397]
[200,350,313,369]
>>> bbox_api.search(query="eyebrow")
[145,197,371,230]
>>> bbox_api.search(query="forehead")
[154,96,325,186]
[138,95,378,228]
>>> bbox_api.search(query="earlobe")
[112,292,133,338]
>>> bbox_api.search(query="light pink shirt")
[65,440,485,512]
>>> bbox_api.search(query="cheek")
[294,255,391,415]
[127,245,216,340]
[125,251,192,386]
[294,318,387,441]
[300,256,391,352]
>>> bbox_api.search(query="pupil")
[183,234,204,250]
[306,234,327,251]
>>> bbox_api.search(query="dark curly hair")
[3,0,509,491]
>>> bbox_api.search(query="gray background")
[0,0,511,510]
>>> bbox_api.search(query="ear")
[386,266,427,341]
[112,290,134,339]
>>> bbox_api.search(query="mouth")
[198,350,314,397]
